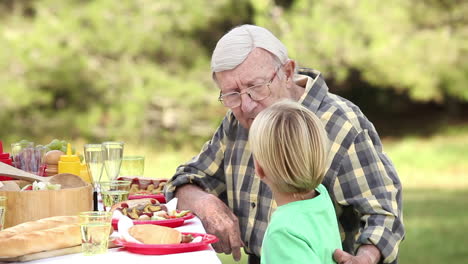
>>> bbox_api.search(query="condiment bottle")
[58,143,81,176]
[0,141,14,181]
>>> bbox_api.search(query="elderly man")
[165,24,404,264]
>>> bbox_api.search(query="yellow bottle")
[58,143,81,176]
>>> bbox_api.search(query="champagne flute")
[84,144,104,211]
[102,142,124,181]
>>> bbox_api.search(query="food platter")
[128,193,166,203]
[113,232,218,255]
[112,212,195,230]
[117,176,167,203]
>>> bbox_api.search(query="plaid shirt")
[165,68,405,263]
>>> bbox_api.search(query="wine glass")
[102,142,124,181]
[84,144,104,211]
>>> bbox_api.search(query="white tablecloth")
[25,217,221,264]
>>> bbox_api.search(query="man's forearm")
[175,184,210,212]
[357,244,381,264]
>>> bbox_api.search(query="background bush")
[0,0,467,148]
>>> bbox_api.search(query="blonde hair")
[249,100,329,194]
[211,24,289,73]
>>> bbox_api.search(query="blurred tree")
[252,0,468,103]
[0,0,252,147]
[0,0,466,147]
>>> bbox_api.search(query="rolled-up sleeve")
[165,114,232,200]
[333,129,405,264]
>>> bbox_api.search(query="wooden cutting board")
[0,242,119,262]
[0,245,82,262]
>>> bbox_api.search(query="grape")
[49,142,62,150]
[60,146,67,153]
[44,139,76,154]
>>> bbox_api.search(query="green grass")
[122,125,468,264]
[400,188,468,264]
[384,130,468,190]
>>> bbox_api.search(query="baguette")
[0,215,78,240]
[0,223,81,257]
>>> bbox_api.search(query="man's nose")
[240,93,256,113]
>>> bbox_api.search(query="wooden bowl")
[0,181,93,228]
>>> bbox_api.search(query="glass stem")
[93,191,99,211]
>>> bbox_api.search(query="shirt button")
[251,202,256,208]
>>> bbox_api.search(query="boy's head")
[249,100,329,194]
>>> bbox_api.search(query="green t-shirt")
[260,184,342,264]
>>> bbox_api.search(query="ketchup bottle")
[0,141,14,181]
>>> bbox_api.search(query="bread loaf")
[0,223,81,257]
[128,224,181,244]
[0,215,78,240]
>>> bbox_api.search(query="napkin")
[165,197,178,214]
[112,209,123,220]
[118,215,143,244]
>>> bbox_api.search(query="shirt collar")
[295,68,329,113]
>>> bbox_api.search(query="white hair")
[211,24,289,73]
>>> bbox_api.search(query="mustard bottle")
[58,143,81,176]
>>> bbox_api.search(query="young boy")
[249,100,342,264]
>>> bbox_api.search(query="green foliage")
[251,0,468,102]
[0,0,467,148]
[0,0,253,146]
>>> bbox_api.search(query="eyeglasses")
[218,67,280,108]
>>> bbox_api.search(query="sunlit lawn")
[384,126,468,264]
[125,125,468,264]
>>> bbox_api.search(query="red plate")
[113,232,218,255]
[180,212,195,221]
[112,212,195,230]
[128,193,166,203]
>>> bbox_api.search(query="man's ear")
[283,59,296,81]
[254,159,266,180]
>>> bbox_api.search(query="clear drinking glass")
[99,180,131,211]
[84,144,104,211]
[119,155,145,178]
[11,141,33,168]
[79,211,112,256]
[84,144,105,185]
[11,141,34,170]
[11,142,46,176]
[102,142,124,181]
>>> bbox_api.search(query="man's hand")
[175,184,243,261]
[333,245,381,264]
